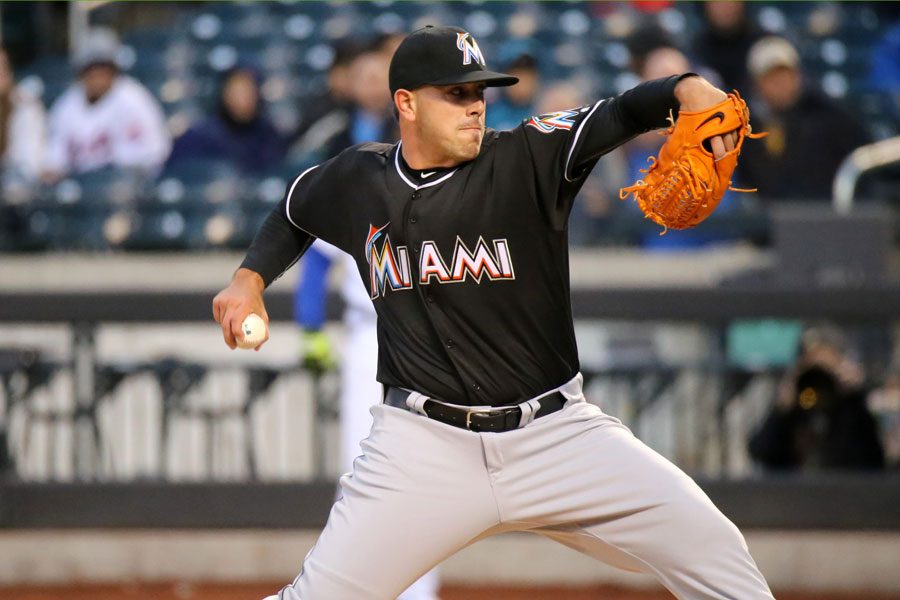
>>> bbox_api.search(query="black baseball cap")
[389,25,519,95]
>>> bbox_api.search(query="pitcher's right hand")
[213,268,269,350]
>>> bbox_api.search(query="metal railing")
[833,135,900,214]
[1,287,898,483]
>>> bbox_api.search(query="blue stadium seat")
[7,0,896,253]
[259,41,308,73]
[20,202,111,251]
[157,159,250,208]
[119,204,192,250]
[220,11,278,42]
[160,158,240,185]
[218,36,271,58]
[18,168,151,250]
[18,57,73,106]
[123,28,176,54]
[201,206,253,248]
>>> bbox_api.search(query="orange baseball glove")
[619,91,764,233]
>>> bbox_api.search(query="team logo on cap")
[527,109,580,133]
[456,32,485,66]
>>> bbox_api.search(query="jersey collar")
[393,142,459,190]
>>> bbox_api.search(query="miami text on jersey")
[367,225,515,299]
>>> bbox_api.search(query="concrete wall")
[2,529,899,593]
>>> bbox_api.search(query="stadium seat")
[160,158,240,186]
[17,170,142,250]
[117,204,191,250]
[8,0,897,252]
[17,57,72,106]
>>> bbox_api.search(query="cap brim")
[427,70,519,88]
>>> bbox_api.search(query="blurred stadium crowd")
[0,0,897,252]
[1,2,900,488]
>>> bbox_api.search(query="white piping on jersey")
[284,164,320,231]
[394,141,459,190]
[563,98,606,183]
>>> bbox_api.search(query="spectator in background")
[0,46,45,191]
[0,48,46,200]
[41,28,170,183]
[692,1,762,92]
[485,53,539,131]
[318,46,395,159]
[289,38,362,160]
[868,18,900,113]
[294,44,395,161]
[738,36,869,201]
[167,65,286,175]
[0,45,45,246]
[749,324,885,471]
[373,32,405,61]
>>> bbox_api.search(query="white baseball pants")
[338,313,440,600]
[274,374,772,600]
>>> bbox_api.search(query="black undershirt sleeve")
[239,207,315,288]
[570,73,697,173]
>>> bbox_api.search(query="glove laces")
[619,148,709,235]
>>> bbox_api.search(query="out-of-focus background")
[0,1,899,599]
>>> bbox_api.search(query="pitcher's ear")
[395,89,416,122]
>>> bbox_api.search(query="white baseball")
[237,313,267,349]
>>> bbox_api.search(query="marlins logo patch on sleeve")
[527,110,578,133]
[526,106,592,133]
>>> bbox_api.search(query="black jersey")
[243,76,686,406]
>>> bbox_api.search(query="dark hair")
[217,64,263,126]
[373,33,402,50]
[505,53,538,73]
[331,38,366,71]
[627,24,679,74]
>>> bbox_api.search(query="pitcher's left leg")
[497,401,772,599]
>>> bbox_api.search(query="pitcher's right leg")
[275,404,499,600]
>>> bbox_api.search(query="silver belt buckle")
[466,407,515,430]
[465,409,490,430]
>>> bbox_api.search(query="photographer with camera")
[749,325,885,470]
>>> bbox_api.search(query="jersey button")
[411,192,421,200]
[409,216,417,224]
[445,339,455,349]
[426,295,435,303]
[471,383,481,392]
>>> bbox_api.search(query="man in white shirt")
[42,28,170,183]
[0,46,45,191]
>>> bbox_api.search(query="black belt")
[384,387,567,433]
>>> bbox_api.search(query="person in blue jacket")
[167,65,286,175]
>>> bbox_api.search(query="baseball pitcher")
[214,25,772,600]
